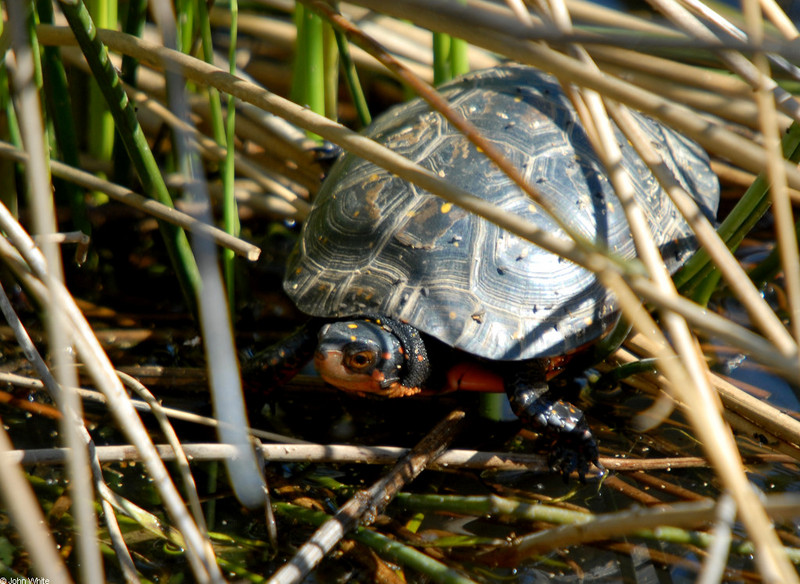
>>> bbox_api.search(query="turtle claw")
[543,423,601,483]
[509,384,601,481]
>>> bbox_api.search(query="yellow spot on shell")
[347,323,358,329]
[449,311,457,320]
[441,202,453,213]
[350,335,357,342]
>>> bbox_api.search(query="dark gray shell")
[285,65,719,361]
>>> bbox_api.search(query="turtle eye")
[345,350,376,371]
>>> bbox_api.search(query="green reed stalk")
[293,3,326,141]
[57,0,201,312]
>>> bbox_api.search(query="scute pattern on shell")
[285,65,720,361]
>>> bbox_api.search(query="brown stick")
[267,409,467,584]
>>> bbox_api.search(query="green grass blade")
[197,0,226,146]
[676,122,800,298]
[333,28,370,127]
[293,3,325,140]
[0,13,21,215]
[433,32,452,85]
[86,0,116,165]
[223,1,240,313]
[112,0,146,186]
[304,1,369,126]
[197,0,239,312]
[323,21,338,121]
[275,502,479,584]
[450,35,469,78]
[433,0,469,85]
[57,0,201,312]
[36,0,91,236]
[176,0,196,55]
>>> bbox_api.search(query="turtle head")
[314,317,430,398]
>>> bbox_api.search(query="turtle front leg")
[505,365,601,481]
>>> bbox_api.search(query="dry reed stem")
[0,426,74,583]
[621,333,800,457]
[33,24,800,379]
[0,223,222,583]
[0,141,263,260]
[347,0,800,188]
[267,410,467,584]
[5,3,103,578]
[3,441,794,472]
[16,4,800,580]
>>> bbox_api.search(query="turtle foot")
[510,389,601,481]
[539,414,602,483]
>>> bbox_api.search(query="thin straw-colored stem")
[116,370,209,536]
[267,410,466,584]
[33,24,800,379]
[615,108,794,354]
[150,2,268,513]
[743,0,800,350]
[124,86,309,215]
[759,0,799,39]
[5,3,103,581]
[4,440,798,472]
[509,492,800,559]
[0,281,139,582]
[697,494,737,584]
[0,369,312,444]
[56,0,201,311]
[0,424,74,583]
[648,0,800,418]
[643,0,800,123]
[0,217,222,583]
[0,141,262,260]
[342,0,800,189]
[540,0,797,575]
[678,0,800,80]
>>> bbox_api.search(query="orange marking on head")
[315,349,418,397]
[382,383,422,398]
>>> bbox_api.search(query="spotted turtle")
[258,64,719,478]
